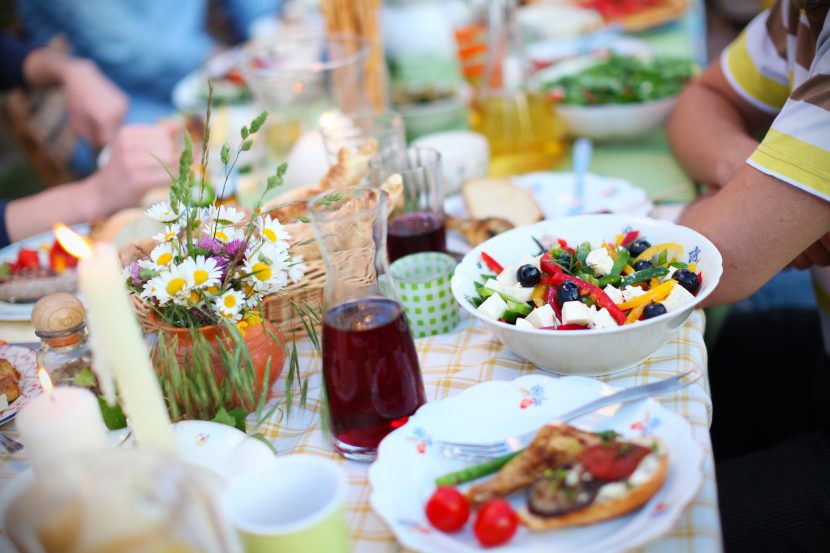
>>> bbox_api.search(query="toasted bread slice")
[519,451,668,530]
[462,178,542,228]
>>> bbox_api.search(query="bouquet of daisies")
[124,110,305,329]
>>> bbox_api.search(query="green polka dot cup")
[390,252,460,338]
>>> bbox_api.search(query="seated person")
[0,34,177,247]
[16,0,281,125]
[667,1,830,551]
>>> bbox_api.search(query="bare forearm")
[679,166,830,306]
[667,81,759,188]
[5,178,101,242]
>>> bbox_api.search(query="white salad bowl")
[450,215,722,376]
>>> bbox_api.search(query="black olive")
[627,239,651,257]
[632,259,652,272]
[527,474,599,517]
[556,281,580,305]
[642,302,667,319]
[516,264,541,287]
[556,251,572,267]
[672,269,700,294]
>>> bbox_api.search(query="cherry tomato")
[425,486,470,533]
[14,249,40,271]
[473,498,518,547]
[578,442,651,481]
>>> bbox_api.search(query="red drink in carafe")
[322,297,426,457]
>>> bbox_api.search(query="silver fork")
[0,431,23,454]
[437,367,702,461]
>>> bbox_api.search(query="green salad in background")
[543,55,696,106]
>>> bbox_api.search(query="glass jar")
[308,186,427,461]
[31,293,93,388]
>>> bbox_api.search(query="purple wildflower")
[129,263,143,286]
[196,237,223,255]
[224,239,245,259]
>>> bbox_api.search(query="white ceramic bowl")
[556,97,677,141]
[450,215,722,376]
[412,130,489,195]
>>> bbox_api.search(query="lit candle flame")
[37,368,54,395]
[54,223,92,260]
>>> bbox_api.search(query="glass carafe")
[308,187,426,461]
[470,0,565,176]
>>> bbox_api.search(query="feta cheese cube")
[621,285,646,302]
[515,317,535,330]
[496,266,518,286]
[591,308,618,329]
[483,279,504,294]
[477,293,508,320]
[561,301,595,326]
[505,283,533,303]
[603,284,624,305]
[525,303,557,328]
[660,283,696,312]
[586,247,614,276]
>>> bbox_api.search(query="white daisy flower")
[206,205,245,226]
[217,308,243,323]
[214,290,244,316]
[180,256,221,289]
[256,214,291,246]
[202,224,243,244]
[145,202,179,223]
[147,266,190,305]
[153,223,182,243]
[148,243,176,269]
[288,256,306,284]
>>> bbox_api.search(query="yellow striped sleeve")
[721,13,791,113]
[748,129,830,201]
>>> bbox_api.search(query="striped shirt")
[722,0,830,201]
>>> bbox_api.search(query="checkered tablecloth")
[0,310,722,552]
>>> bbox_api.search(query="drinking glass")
[319,110,406,166]
[308,187,427,462]
[369,147,447,262]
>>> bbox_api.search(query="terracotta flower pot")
[148,314,285,410]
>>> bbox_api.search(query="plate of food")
[576,0,688,33]
[0,225,88,321]
[368,374,704,552]
[172,48,253,115]
[444,175,651,251]
[0,345,41,426]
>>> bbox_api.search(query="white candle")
[77,242,175,452]
[16,371,108,476]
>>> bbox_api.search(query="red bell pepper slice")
[546,272,627,325]
[556,238,576,256]
[49,241,78,273]
[481,252,503,274]
[15,249,40,271]
[540,253,565,276]
[620,230,639,247]
[557,324,589,330]
[544,285,562,322]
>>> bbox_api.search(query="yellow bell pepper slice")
[649,277,661,289]
[614,234,624,247]
[625,304,646,324]
[531,284,548,307]
[633,243,683,264]
[622,264,635,275]
[688,262,697,272]
[617,280,677,310]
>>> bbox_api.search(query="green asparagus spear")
[434,451,522,487]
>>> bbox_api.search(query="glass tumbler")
[309,187,427,461]
[369,147,447,262]
[319,110,406,166]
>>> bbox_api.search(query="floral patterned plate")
[368,374,704,553]
[0,346,41,426]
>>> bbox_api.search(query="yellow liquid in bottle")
[471,91,566,177]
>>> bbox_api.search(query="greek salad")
[468,230,702,330]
